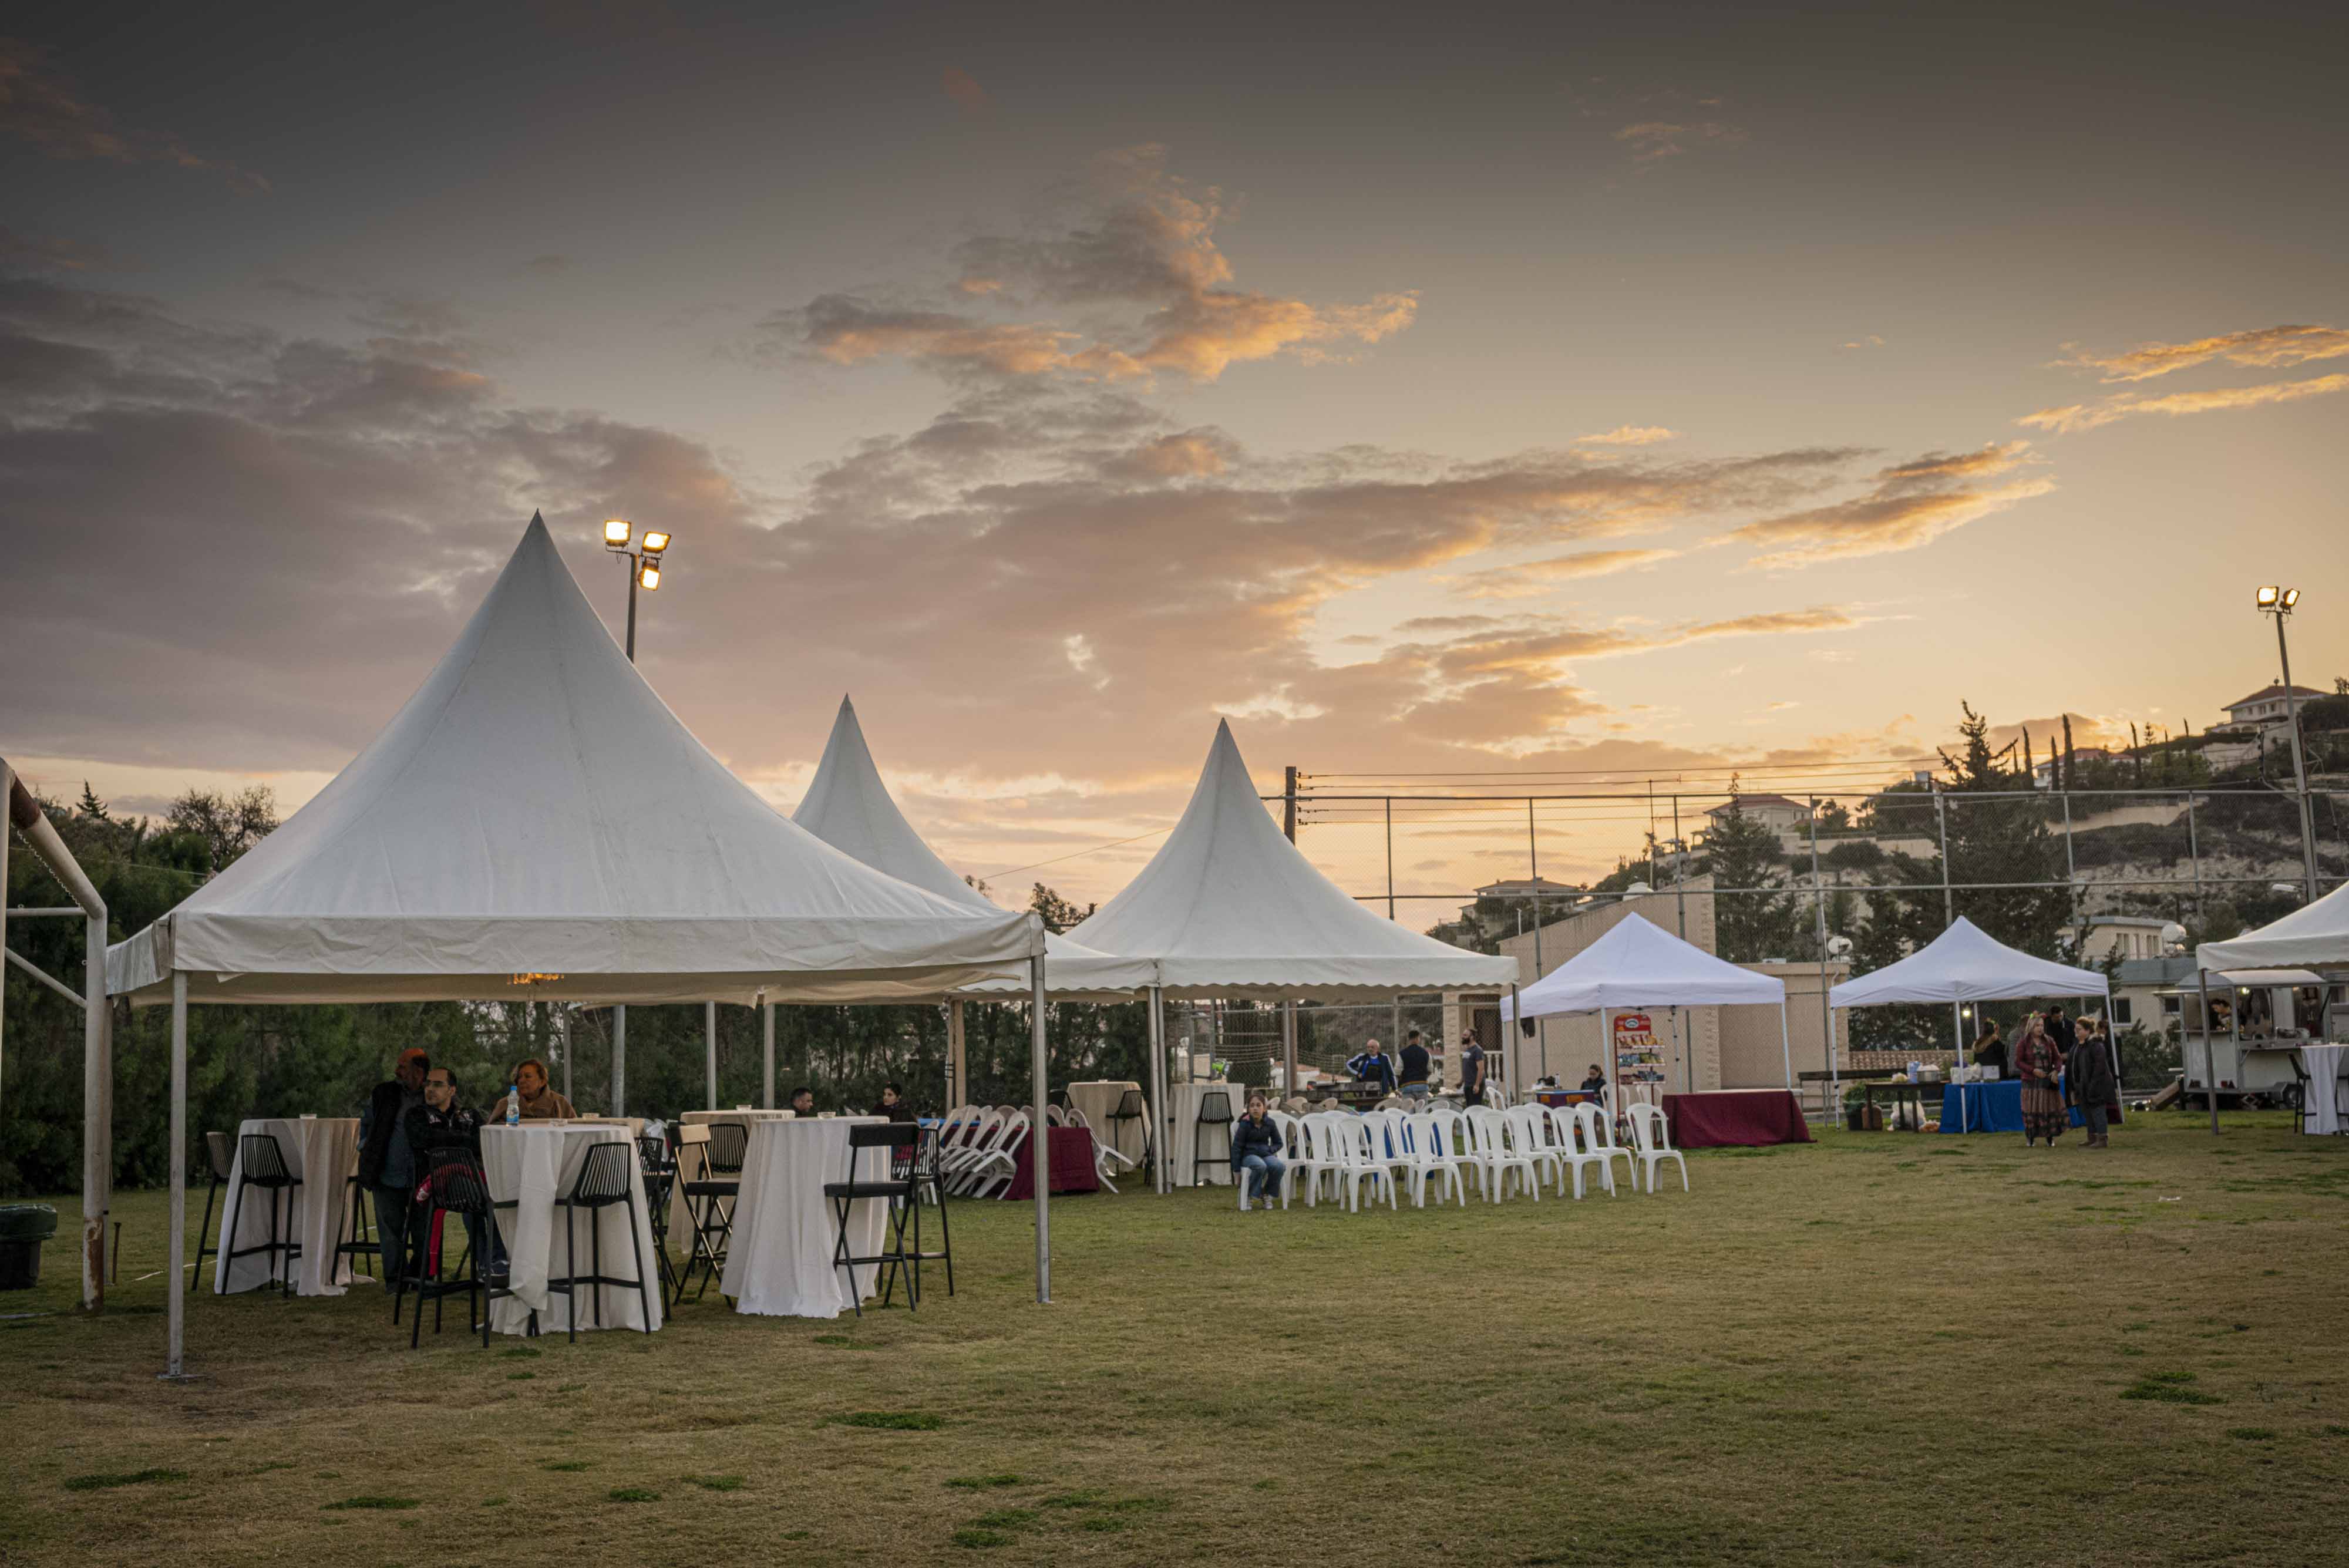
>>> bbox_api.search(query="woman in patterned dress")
[2013,1013,2068,1147]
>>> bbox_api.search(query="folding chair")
[824,1122,923,1317]
[224,1130,304,1296]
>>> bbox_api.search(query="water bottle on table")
[506,1085,521,1127]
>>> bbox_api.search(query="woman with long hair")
[2013,1013,2068,1147]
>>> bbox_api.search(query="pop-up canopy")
[2196,881,2349,973]
[1065,721,1517,1000]
[108,517,1041,1007]
[1830,916,2106,1008]
[1499,911,1786,1019]
[791,695,1156,1000]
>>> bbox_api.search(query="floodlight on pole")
[2256,583,2318,901]
[600,519,675,664]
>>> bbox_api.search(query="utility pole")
[1281,768,1300,1095]
[2257,588,2320,902]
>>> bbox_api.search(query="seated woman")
[1580,1063,1608,1095]
[873,1081,917,1122]
[1227,1092,1287,1212]
[485,1058,576,1122]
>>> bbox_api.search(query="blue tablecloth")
[1939,1078,2102,1133]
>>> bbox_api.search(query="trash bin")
[0,1204,60,1290]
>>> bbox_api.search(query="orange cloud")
[1614,120,1748,163]
[2020,373,2349,434]
[1447,547,1680,600]
[1723,441,2050,569]
[2055,324,2349,383]
[1575,425,1678,446]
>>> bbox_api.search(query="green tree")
[1699,794,1800,961]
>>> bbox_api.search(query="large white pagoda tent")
[1066,721,1517,1187]
[107,516,1048,1372]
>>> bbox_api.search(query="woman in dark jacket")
[1228,1092,1287,1210]
[2065,1021,2121,1148]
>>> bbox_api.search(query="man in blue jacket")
[1345,1039,1398,1095]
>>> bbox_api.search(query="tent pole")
[164,971,189,1379]
[1281,999,1297,1099]
[2195,969,2218,1135]
[85,908,112,1310]
[947,998,965,1111]
[1509,982,1522,1098]
[560,1004,572,1103]
[1779,997,1793,1092]
[1147,985,1167,1194]
[1029,954,1051,1303]
[705,1000,718,1111]
[611,1004,626,1119]
[764,1001,776,1109]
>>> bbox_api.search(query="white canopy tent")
[2192,881,2349,1133]
[2196,881,2349,973]
[1066,721,1517,1189]
[109,517,1052,1374]
[1830,916,2110,1008]
[1497,911,1793,1094]
[790,695,1157,1106]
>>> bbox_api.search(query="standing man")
[2045,1004,2077,1058]
[1345,1039,1398,1096]
[358,1047,429,1292]
[1457,1030,1488,1108]
[1398,1028,1433,1106]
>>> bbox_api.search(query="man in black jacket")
[405,1066,489,1274]
[358,1048,429,1291]
[1398,1029,1432,1106]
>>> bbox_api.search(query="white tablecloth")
[1069,1081,1146,1165]
[2301,1044,2348,1135]
[482,1124,663,1335]
[720,1117,889,1318]
[1165,1083,1248,1186]
[213,1116,359,1296]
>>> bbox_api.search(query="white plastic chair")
[1420,1106,1481,1199]
[1464,1107,1538,1202]
[1294,1112,1346,1207]
[1624,1102,1689,1194]
[1396,1112,1465,1207]
[1543,1103,1620,1198]
[965,1111,1029,1200]
[1332,1116,1398,1212]
[1506,1105,1566,1195]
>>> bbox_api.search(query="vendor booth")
[1500,913,1806,1148]
[2197,883,2349,1133]
[1828,917,2110,1135]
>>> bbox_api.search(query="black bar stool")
[189,1132,234,1293]
[547,1141,657,1342]
[1108,1088,1153,1180]
[824,1122,923,1317]
[223,1131,303,1297]
[1192,1090,1234,1187]
[402,1155,527,1348]
[637,1133,681,1303]
[900,1123,954,1301]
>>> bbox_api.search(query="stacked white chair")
[1623,1102,1690,1194]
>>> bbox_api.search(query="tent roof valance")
[2196,882,2349,974]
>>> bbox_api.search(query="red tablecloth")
[1662,1090,1813,1149]
[999,1126,1101,1200]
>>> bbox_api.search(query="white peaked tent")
[1497,911,1793,1091]
[1067,721,1517,1189]
[793,696,1156,1000]
[2196,880,2349,972]
[790,695,1157,1106]
[1829,917,2108,1008]
[110,516,1052,1375]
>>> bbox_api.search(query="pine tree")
[76,781,110,821]
[1699,793,1799,961]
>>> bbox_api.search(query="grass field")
[2,1112,2345,1567]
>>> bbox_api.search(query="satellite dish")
[1626,881,1653,894]
[1826,934,1855,958]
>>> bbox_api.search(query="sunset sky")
[4,4,2344,916]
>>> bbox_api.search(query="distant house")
[2112,954,2196,1035]
[2078,914,2175,964]
[2216,682,2326,734]
[1703,793,1812,833]
[1458,876,1579,926]
[2031,746,2111,789]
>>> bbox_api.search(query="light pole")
[602,519,672,663]
[2256,586,2319,902]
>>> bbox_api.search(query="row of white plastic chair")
[1241,1102,1686,1212]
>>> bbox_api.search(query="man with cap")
[358,1047,430,1291]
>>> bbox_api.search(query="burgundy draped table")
[1661,1090,1813,1149]
[999,1126,1102,1200]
